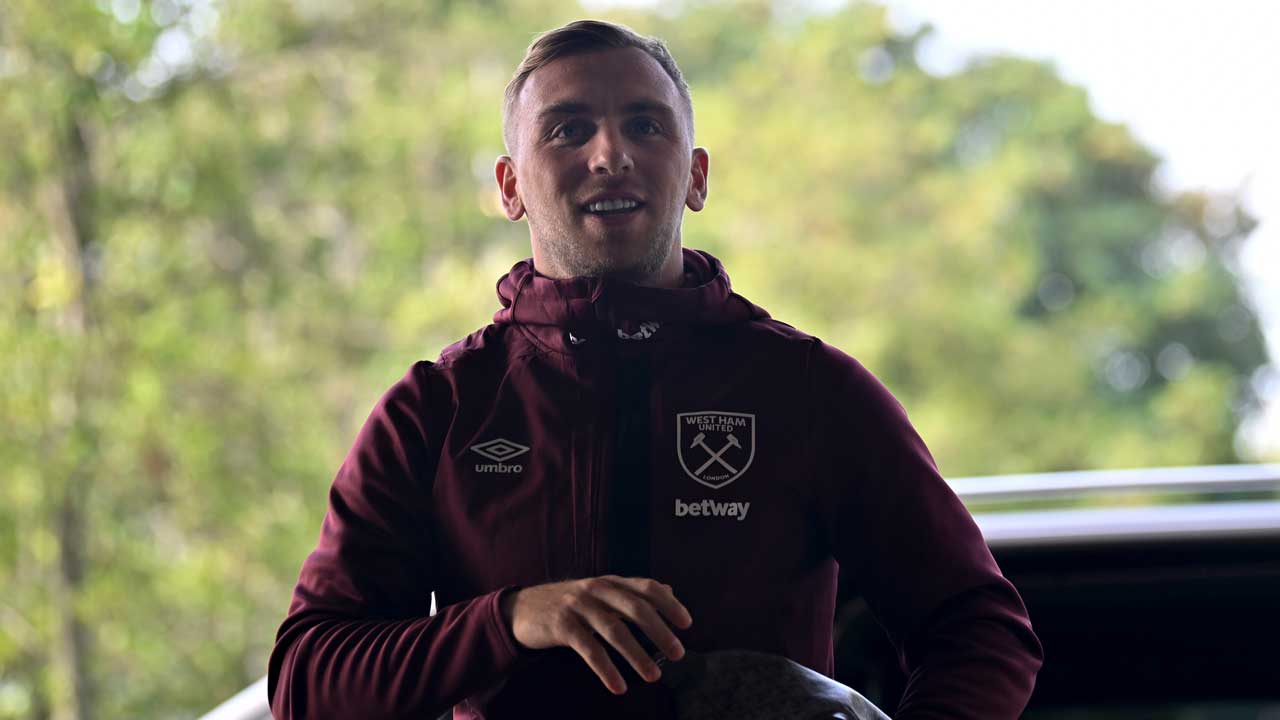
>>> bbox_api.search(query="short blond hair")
[502,19,694,156]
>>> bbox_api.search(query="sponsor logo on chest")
[674,410,755,521]
[674,498,750,521]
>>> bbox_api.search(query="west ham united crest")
[676,411,756,489]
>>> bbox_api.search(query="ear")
[495,156,525,221]
[685,147,710,212]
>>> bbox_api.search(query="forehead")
[519,46,680,117]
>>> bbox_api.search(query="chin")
[540,222,674,281]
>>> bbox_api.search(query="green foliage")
[0,0,1269,716]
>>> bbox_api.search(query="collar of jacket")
[492,247,769,353]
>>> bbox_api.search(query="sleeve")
[267,362,527,720]
[807,340,1044,720]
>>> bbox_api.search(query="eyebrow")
[535,99,677,124]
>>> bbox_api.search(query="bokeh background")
[1,0,1275,717]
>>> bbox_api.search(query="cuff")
[488,584,528,663]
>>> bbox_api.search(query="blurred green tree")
[0,0,1268,717]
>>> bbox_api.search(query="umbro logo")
[470,438,529,473]
[471,439,529,462]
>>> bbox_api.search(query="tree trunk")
[49,109,99,720]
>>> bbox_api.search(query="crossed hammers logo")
[690,431,741,475]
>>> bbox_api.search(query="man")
[267,19,1043,720]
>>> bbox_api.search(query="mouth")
[581,199,646,225]
[581,200,646,217]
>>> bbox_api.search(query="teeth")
[587,198,639,212]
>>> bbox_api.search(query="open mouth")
[582,200,646,216]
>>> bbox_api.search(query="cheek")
[537,169,575,200]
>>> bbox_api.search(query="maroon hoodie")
[267,248,1043,719]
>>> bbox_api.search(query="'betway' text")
[674,498,750,521]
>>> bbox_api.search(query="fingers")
[631,576,695,629]
[592,578,688,663]
[607,575,694,631]
[562,616,629,695]
[577,595,663,684]
[514,576,695,695]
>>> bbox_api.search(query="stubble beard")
[532,205,679,284]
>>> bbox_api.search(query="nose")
[587,122,633,176]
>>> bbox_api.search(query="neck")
[632,251,686,288]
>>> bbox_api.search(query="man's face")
[496,47,709,286]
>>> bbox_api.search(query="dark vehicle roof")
[836,463,1280,718]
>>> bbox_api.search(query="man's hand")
[499,575,694,695]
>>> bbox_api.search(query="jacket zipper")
[587,347,612,576]
[574,332,608,578]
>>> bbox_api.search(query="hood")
[493,248,769,351]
